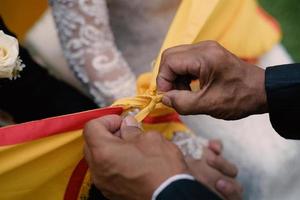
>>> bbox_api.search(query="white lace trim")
[50,0,136,106]
[172,132,208,160]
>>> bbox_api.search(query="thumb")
[120,116,143,142]
[83,115,122,149]
[162,90,201,115]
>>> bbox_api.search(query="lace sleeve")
[49,0,136,106]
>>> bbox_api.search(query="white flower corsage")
[0,30,25,79]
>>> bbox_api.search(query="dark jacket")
[266,64,300,139]
[156,179,221,200]
[88,180,221,200]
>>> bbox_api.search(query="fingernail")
[216,179,227,190]
[162,95,172,107]
[124,116,139,127]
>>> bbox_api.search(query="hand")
[83,115,188,200]
[156,41,268,120]
[188,140,243,200]
[84,115,243,200]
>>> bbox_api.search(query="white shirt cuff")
[151,174,195,200]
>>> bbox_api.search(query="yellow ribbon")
[112,92,163,122]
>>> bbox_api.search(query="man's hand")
[157,41,268,120]
[83,115,188,200]
[84,115,243,200]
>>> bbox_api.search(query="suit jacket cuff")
[265,64,300,139]
[153,175,221,200]
[152,174,195,200]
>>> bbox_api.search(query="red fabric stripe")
[143,112,181,124]
[64,159,89,200]
[0,107,123,146]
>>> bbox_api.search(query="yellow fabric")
[143,122,190,140]
[78,172,92,200]
[113,71,175,123]
[0,0,48,43]
[113,0,281,123]
[0,130,83,200]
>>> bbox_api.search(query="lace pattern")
[172,132,208,159]
[49,0,136,106]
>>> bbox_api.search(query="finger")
[83,115,122,148]
[120,116,143,141]
[157,48,199,92]
[216,179,243,200]
[162,90,201,115]
[208,155,238,178]
[160,45,193,63]
[208,139,223,155]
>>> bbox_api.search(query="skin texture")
[156,41,268,120]
[83,115,242,200]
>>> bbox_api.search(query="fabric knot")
[112,93,163,122]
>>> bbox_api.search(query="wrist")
[246,64,268,115]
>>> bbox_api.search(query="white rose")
[0,30,25,79]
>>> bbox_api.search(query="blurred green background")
[259,0,300,62]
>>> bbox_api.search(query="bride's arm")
[49,0,136,106]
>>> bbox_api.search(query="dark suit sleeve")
[265,64,300,139]
[156,179,221,200]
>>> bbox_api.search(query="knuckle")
[83,119,98,133]
[209,40,221,47]
[161,48,172,58]
[203,41,226,56]
[161,48,175,63]
[163,54,177,66]
[161,52,181,67]
[201,40,221,48]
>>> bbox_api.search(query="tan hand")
[157,41,267,120]
[83,115,188,200]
